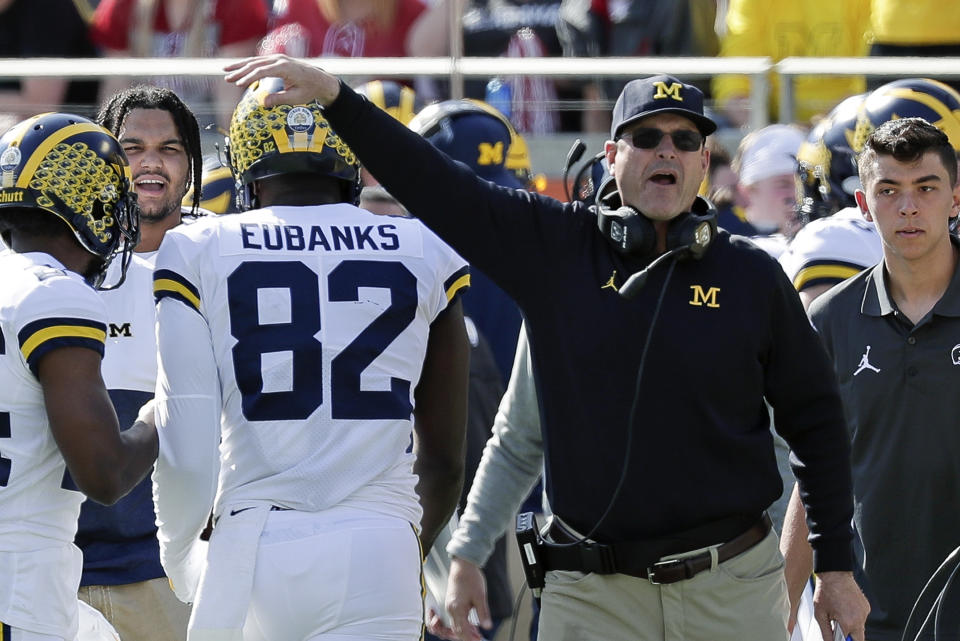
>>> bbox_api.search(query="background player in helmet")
[405,100,534,640]
[782,80,960,313]
[0,112,156,641]
[190,154,239,215]
[74,85,205,641]
[780,93,883,311]
[151,77,470,640]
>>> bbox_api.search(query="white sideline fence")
[1,56,960,131]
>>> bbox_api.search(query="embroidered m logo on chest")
[689,285,719,308]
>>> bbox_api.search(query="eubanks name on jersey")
[151,203,468,607]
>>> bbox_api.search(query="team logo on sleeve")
[951,344,960,365]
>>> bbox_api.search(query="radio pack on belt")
[515,512,546,596]
[515,511,772,588]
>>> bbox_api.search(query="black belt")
[542,513,772,584]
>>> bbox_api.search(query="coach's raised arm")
[225,54,870,641]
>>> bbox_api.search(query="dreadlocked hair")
[96,85,203,217]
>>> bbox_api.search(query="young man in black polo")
[223,54,871,641]
[784,117,960,641]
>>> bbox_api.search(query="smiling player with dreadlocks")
[72,85,206,641]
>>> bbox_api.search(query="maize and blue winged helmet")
[796,93,866,223]
[0,112,139,289]
[186,154,238,215]
[854,78,960,154]
[409,99,526,190]
[355,79,422,126]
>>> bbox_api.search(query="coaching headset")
[592,174,718,298]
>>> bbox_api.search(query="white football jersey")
[780,208,883,292]
[0,251,107,638]
[152,204,468,599]
[99,251,159,393]
[100,210,204,393]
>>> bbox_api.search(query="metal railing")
[1,55,960,129]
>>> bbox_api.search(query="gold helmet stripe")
[884,87,960,150]
[16,122,108,188]
[200,191,232,214]
[397,86,417,125]
[6,113,51,147]
[367,81,387,112]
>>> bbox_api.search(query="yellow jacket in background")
[712,0,870,125]
[871,0,960,45]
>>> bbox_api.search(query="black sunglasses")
[620,127,704,152]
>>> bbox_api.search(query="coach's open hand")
[224,54,340,108]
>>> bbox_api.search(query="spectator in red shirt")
[259,0,449,59]
[90,0,268,126]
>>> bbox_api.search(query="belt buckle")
[646,558,687,585]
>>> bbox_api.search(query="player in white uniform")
[780,209,883,309]
[152,78,470,641]
[780,93,882,311]
[0,113,156,641]
[78,85,209,641]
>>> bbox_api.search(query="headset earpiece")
[595,176,718,260]
[665,204,718,260]
[596,204,658,257]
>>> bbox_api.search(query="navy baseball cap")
[410,101,524,189]
[611,75,717,140]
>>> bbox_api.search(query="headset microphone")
[619,245,687,299]
[618,217,716,299]
[562,139,587,202]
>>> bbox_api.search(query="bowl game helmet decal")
[0,112,138,288]
[228,77,361,210]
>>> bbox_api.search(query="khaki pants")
[79,578,190,641]
[537,529,789,641]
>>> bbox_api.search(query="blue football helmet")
[355,79,422,126]
[796,93,866,222]
[0,112,139,289]
[854,78,960,153]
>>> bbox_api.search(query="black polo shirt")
[325,82,855,572]
[809,243,960,641]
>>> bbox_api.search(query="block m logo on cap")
[653,81,684,102]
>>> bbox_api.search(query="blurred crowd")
[2,0,959,136]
